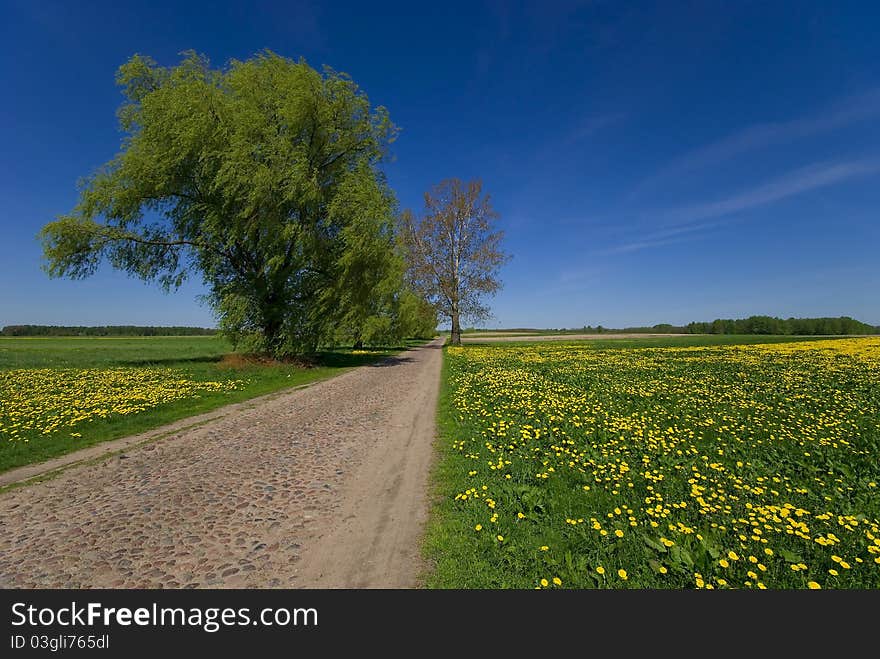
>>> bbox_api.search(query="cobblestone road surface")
[0,339,442,588]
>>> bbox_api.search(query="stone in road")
[0,339,444,588]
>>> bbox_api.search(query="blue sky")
[1,0,878,329]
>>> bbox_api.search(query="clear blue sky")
[2,0,878,329]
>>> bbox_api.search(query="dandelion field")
[0,336,406,474]
[426,337,880,589]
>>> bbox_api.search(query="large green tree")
[328,243,438,348]
[41,50,398,356]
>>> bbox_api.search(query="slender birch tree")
[401,178,508,345]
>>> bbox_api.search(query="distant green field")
[0,335,230,369]
[0,335,419,474]
[459,334,841,348]
[459,329,589,336]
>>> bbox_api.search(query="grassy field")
[425,335,880,589]
[459,334,849,347]
[0,335,420,473]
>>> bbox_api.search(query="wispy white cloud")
[529,112,626,166]
[538,264,605,299]
[602,235,691,255]
[606,158,880,254]
[568,113,627,143]
[632,88,880,197]
[660,158,880,224]
[602,219,729,254]
[558,264,604,285]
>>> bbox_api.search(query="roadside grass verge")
[423,346,493,585]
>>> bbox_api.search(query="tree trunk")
[261,306,285,357]
[353,338,364,349]
[450,312,461,346]
[263,321,284,357]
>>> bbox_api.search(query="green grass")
[459,334,845,348]
[0,335,231,369]
[0,335,425,474]
[424,347,472,585]
[424,335,880,589]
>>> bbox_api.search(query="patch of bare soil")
[217,353,316,369]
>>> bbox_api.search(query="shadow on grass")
[116,355,224,367]
[316,347,411,369]
[114,341,430,370]
[316,339,434,368]
[368,355,414,367]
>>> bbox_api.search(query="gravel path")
[0,339,443,589]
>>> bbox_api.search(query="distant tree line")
[574,316,879,335]
[684,316,879,335]
[582,324,689,334]
[0,325,218,337]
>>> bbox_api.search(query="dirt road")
[0,338,443,589]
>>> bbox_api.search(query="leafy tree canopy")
[41,50,400,355]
